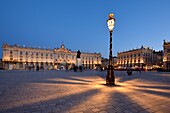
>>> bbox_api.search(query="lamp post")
[106,13,115,85]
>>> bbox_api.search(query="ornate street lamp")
[106,13,115,85]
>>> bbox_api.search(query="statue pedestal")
[76,58,82,67]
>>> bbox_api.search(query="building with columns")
[117,46,153,70]
[163,40,170,71]
[2,43,101,70]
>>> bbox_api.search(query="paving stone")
[0,71,169,113]
[99,111,108,113]
[92,108,100,112]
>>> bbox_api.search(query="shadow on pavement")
[134,87,170,98]
[60,76,92,82]
[100,84,122,87]
[35,79,90,85]
[136,85,170,90]
[107,91,149,113]
[0,88,100,113]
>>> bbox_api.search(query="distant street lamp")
[106,13,115,85]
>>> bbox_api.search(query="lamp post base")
[106,65,115,85]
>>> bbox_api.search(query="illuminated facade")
[163,40,170,71]
[117,46,153,69]
[2,43,101,70]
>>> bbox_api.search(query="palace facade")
[163,40,170,71]
[117,46,153,70]
[2,43,101,70]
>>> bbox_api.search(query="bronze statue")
[77,50,81,58]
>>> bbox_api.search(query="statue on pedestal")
[77,50,81,58]
[74,50,82,72]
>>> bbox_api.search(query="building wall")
[112,57,118,67]
[117,46,153,69]
[2,43,101,70]
[163,40,170,71]
[153,50,163,68]
[0,59,2,69]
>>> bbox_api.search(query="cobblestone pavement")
[0,70,170,113]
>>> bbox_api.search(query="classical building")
[2,43,101,70]
[112,56,118,67]
[117,46,153,70]
[163,40,170,71]
[101,58,109,70]
[153,50,163,68]
[101,57,118,70]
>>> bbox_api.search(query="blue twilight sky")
[0,0,170,58]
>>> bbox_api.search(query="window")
[10,50,13,60]
[138,58,140,63]
[167,49,170,53]
[134,58,136,63]
[36,52,38,56]
[61,54,64,59]
[51,54,53,59]
[31,53,34,58]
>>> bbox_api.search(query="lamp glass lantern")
[107,14,115,31]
